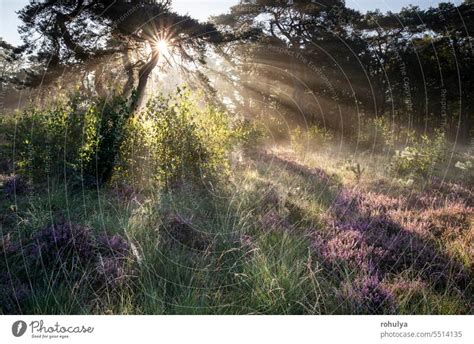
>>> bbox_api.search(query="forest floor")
[0,142,473,314]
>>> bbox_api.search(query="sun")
[155,39,169,54]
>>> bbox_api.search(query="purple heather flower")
[95,256,128,288]
[29,222,95,266]
[98,233,130,257]
[260,210,291,232]
[342,275,395,314]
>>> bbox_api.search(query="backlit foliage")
[117,88,234,188]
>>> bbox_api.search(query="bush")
[118,88,234,189]
[454,156,474,184]
[290,126,306,153]
[390,129,447,177]
[233,118,266,153]
[13,92,130,186]
[11,88,236,189]
[257,113,289,141]
[307,124,334,148]
[14,93,97,183]
[344,160,365,181]
[89,95,130,184]
[357,117,389,150]
[357,117,421,152]
[289,124,334,153]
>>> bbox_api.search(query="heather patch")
[385,277,428,295]
[318,229,384,269]
[340,274,395,314]
[165,215,212,252]
[314,183,473,299]
[260,210,292,233]
[28,222,96,267]
[0,222,136,314]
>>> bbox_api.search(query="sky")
[0,0,463,46]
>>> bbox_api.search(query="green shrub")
[357,117,424,152]
[454,156,474,184]
[290,126,306,153]
[232,118,266,152]
[307,124,334,148]
[13,92,130,185]
[258,113,289,141]
[89,95,130,184]
[390,129,447,177]
[289,124,334,153]
[357,116,395,150]
[15,93,98,184]
[118,88,233,189]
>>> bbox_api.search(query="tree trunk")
[122,50,135,98]
[130,51,159,112]
[94,64,106,97]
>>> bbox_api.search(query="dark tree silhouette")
[17,0,224,110]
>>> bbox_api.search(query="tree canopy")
[15,0,225,108]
